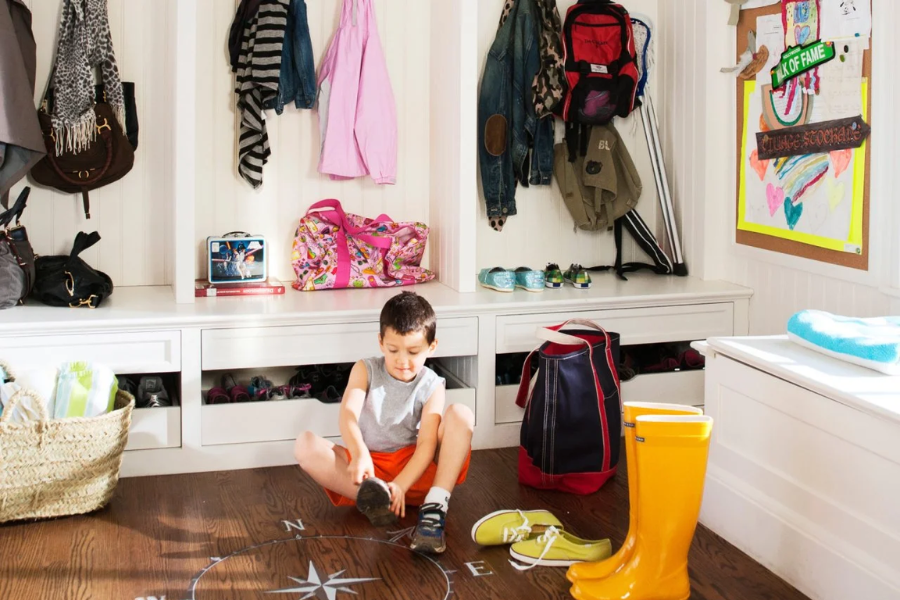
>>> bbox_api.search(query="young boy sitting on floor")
[294,291,475,554]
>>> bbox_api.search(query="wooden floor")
[0,445,810,600]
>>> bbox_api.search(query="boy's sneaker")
[117,376,138,398]
[320,363,353,389]
[317,385,342,403]
[410,503,447,554]
[290,365,325,396]
[471,509,563,545]
[544,263,564,289]
[563,264,592,289]
[137,376,171,408]
[356,478,397,527]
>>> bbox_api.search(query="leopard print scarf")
[498,0,565,118]
[49,0,125,155]
[532,0,565,118]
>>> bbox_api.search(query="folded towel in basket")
[54,362,118,418]
[787,310,900,375]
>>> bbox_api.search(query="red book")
[194,279,286,298]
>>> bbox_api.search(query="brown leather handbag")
[30,102,134,219]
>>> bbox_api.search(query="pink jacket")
[317,0,397,184]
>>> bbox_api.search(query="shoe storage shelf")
[0,274,750,477]
[0,330,183,453]
[696,336,900,600]
[197,319,478,447]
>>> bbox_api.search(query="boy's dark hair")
[380,291,437,344]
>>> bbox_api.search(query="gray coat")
[0,0,44,207]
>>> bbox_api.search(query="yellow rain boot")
[567,402,703,583]
[570,414,713,600]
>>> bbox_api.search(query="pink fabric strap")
[306,199,394,288]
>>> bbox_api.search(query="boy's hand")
[386,482,406,518]
[348,454,375,485]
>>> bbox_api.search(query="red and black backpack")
[559,0,640,125]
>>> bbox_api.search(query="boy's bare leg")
[433,404,475,492]
[294,431,359,500]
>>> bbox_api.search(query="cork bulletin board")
[735,2,872,270]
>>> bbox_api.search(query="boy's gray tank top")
[359,357,444,453]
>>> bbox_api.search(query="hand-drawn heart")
[784,197,803,230]
[750,150,769,181]
[766,183,784,217]
[795,25,811,46]
[826,178,846,211]
[830,149,852,178]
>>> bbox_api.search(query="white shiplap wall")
[429,0,479,293]
[656,0,703,277]
[660,0,898,334]
[193,0,432,283]
[9,0,173,287]
[475,0,663,274]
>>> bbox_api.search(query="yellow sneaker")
[470,509,563,546]
[509,527,612,569]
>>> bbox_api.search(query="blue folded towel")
[787,310,900,375]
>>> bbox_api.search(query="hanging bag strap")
[70,231,102,258]
[0,188,30,229]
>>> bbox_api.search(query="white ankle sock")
[423,487,451,513]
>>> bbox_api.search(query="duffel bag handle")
[535,318,621,393]
[536,318,612,348]
[516,319,613,410]
[306,199,393,249]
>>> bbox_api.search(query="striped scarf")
[235,0,288,188]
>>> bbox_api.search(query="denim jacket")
[264,0,316,114]
[478,0,554,221]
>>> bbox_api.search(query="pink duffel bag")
[291,199,435,291]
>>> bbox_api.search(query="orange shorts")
[325,444,471,507]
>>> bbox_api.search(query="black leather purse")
[32,231,114,308]
[0,188,37,307]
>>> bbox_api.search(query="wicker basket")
[0,364,135,523]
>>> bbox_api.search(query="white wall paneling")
[430,0,479,292]
[657,0,705,277]
[475,0,662,275]
[10,0,174,288]
[171,0,198,303]
[666,0,899,334]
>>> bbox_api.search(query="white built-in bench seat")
[698,336,900,600]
